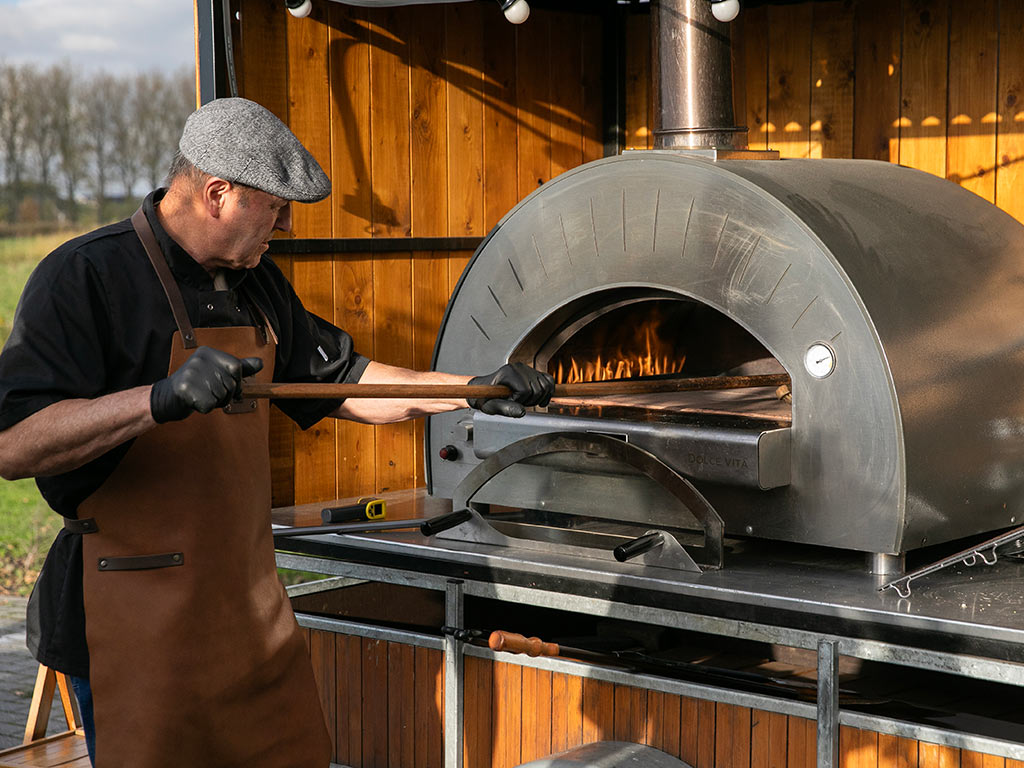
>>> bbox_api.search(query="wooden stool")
[23,664,80,744]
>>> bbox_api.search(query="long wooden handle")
[241,373,790,400]
[488,630,560,657]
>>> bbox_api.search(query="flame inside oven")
[548,304,687,384]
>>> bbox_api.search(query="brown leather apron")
[76,209,331,768]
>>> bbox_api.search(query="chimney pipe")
[652,0,747,151]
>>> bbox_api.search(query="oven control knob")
[439,445,460,461]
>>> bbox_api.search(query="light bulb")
[503,0,530,24]
[710,0,740,22]
[286,0,312,19]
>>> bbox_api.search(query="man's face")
[212,185,292,271]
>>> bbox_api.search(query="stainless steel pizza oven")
[425,0,1024,568]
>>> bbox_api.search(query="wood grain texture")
[715,703,751,768]
[361,638,388,768]
[810,1,854,158]
[625,12,652,150]
[696,698,717,768]
[550,11,586,175]
[852,0,902,161]
[580,11,605,163]
[900,0,950,176]
[996,0,1024,222]
[445,2,485,238]
[308,630,337,757]
[786,717,815,768]
[768,4,813,157]
[335,634,362,767]
[750,710,787,768]
[516,10,553,201]
[582,677,614,746]
[464,655,492,768]
[482,9,519,232]
[879,734,920,768]
[919,742,962,768]
[680,696,699,766]
[741,6,770,150]
[946,0,998,201]
[388,642,415,768]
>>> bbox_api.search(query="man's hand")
[467,362,554,418]
[150,346,264,423]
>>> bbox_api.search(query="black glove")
[468,362,554,418]
[150,346,264,423]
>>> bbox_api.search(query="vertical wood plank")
[368,6,415,494]
[288,2,337,504]
[493,662,522,768]
[410,4,450,487]
[715,703,751,768]
[565,673,584,752]
[878,734,919,768]
[680,697,699,766]
[658,692,682,758]
[767,4,813,158]
[373,253,415,492]
[853,0,902,162]
[550,11,585,175]
[521,666,539,764]
[580,11,605,163]
[362,638,388,768]
[516,9,552,202]
[696,699,717,768]
[388,643,415,768]
[335,635,362,767]
[630,686,648,745]
[946,0,998,201]
[996,0,1024,222]
[751,710,787,768]
[446,1,484,238]
[463,656,492,768]
[551,672,569,755]
[482,9,518,231]
[613,684,632,742]
[534,670,553,763]
[920,743,962,768]
[625,12,652,150]
[810,1,855,158]
[329,5,376,498]
[646,690,664,750]
[786,717,815,768]
[582,678,614,746]
[741,6,770,150]
[899,0,950,177]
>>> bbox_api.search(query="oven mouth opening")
[513,290,791,424]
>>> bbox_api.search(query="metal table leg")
[445,580,465,768]
[817,639,839,768]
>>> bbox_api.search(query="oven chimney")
[652,0,747,151]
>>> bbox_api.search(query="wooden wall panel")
[768,4,813,158]
[751,709,787,768]
[899,0,950,176]
[946,0,998,201]
[997,0,1024,222]
[852,0,902,162]
[517,13,553,201]
[740,6,770,151]
[810,2,854,158]
[625,13,652,150]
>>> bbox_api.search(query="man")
[0,97,552,767]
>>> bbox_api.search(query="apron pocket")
[96,552,184,571]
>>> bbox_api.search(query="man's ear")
[202,178,233,218]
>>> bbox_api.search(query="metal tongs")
[879,523,1024,598]
[272,508,472,541]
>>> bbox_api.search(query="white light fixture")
[499,0,530,24]
[710,0,740,22]
[286,0,313,18]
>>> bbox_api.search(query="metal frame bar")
[279,553,1024,761]
[444,581,465,768]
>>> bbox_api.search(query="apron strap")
[131,207,197,349]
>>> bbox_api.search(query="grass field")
[0,232,80,595]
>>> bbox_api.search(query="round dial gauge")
[804,343,836,378]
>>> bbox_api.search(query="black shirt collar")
[141,189,248,292]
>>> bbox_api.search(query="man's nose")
[275,203,292,232]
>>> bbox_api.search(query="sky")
[0,0,196,75]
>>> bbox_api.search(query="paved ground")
[0,595,64,750]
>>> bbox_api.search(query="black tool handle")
[420,508,473,536]
[613,532,664,562]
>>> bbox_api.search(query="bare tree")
[0,63,28,222]
[80,72,122,223]
[23,65,64,217]
[50,64,85,223]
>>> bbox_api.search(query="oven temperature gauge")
[804,343,836,378]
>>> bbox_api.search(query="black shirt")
[0,190,369,677]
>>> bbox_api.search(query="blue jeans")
[69,675,96,766]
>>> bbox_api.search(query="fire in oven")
[426,151,1024,572]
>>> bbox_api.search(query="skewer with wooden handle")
[241,373,790,400]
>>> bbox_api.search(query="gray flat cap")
[179,97,331,203]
